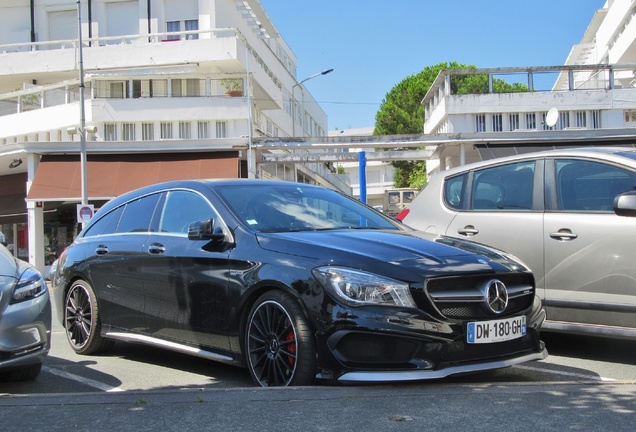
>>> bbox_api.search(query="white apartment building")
[422,0,636,173]
[0,0,344,271]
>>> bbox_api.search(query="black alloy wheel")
[64,279,113,355]
[245,291,316,387]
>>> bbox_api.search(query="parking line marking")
[515,364,617,382]
[43,366,125,392]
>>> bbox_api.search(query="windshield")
[216,183,400,232]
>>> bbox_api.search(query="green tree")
[374,62,474,188]
[374,62,527,188]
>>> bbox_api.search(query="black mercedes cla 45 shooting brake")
[51,179,547,386]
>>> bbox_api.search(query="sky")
[259,0,606,131]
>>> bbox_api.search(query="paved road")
[3,303,636,395]
[2,297,636,431]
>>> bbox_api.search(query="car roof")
[436,146,636,178]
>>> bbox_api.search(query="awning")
[26,152,240,202]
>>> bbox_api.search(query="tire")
[245,291,316,387]
[0,363,42,382]
[64,279,114,355]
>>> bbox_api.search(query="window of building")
[131,80,168,98]
[492,114,503,132]
[542,112,550,130]
[197,121,209,138]
[283,90,292,116]
[525,113,536,130]
[179,122,191,139]
[166,19,199,40]
[509,113,519,131]
[160,122,173,139]
[104,123,117,141]
[166,21,181,41]
[575,110,587,128]
[122,123,136,141]
[475,114,486,132]
[106,1,139,44]
[559,111,570,130]
[592,110,601,129]
[172,79,204,97]
[185,20,199,40]
[142,123,154,140]
[216,121,227,138]
[624,110,636,127]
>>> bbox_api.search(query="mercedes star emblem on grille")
[483,279,508,314]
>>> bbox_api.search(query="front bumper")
[0,291,52,371]
[314,297,547,382]
[330,349,548,382]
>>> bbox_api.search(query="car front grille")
[419,273,535,320]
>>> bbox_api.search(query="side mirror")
[613,191,636,217]
[188,218,226,241]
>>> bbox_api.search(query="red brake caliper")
[286,328,296,366]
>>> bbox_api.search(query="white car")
[399,147,636,339]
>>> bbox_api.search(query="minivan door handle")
[457,225,479,236]
[549,229,578,241]
[95,245,108,255]
[148,243,166,254]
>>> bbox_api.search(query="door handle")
[457,225,479,236]
[148,243,166,254]
[95,245,108,255]
[549,229,578,241]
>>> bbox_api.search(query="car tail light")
[396,209,410,221]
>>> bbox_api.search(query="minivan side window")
[444,173,468,210]
[472,161,535,210]
[556,159,636,211]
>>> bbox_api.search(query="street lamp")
[292,68,333,137]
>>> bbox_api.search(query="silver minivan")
[400,147,636,339]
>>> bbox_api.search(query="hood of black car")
[255,229,524,275]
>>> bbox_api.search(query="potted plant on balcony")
[221,78,244,97]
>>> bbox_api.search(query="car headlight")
[313,266,416,308]
[11,268,47,304]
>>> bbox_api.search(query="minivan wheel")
[245,291,316,387]
[64,279,113,355]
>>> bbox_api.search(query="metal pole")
[244,37,255,178]
[358,151,367,203]
[77,0,88,206]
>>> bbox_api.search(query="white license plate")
[467,316,526,344]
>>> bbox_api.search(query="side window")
[160,190,215,234]
[83,206,124,237]
[444,173,468,210]
[556,159,636,211]
[472,161,535,210]
[116,194,162,233]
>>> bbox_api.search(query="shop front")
[18,150,241,272]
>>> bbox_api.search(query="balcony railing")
[423,64,636,118]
